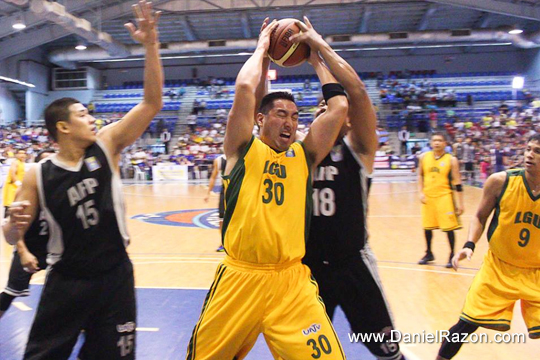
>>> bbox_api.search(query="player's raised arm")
[224,19,279,162]
[294,17,377,171]
[452,172,505,270]
[99,0,163,155]
[292,27,348,166]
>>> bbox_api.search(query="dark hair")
[528,133,540,144]
[35,148,56,162]
[44,98,80,141]
[431,132,447,142]
[258,91,295,115]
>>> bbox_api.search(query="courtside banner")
[152,164,189,181]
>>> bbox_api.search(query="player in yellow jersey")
[418,133,464,268]
[3,149,27,216]
[186,18,349,359]
[436,134,540,359]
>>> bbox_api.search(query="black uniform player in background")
[3,2,162,359]
[302,49,406,359]
[0,149,55,319]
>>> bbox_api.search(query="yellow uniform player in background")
[437,134,540,360]
[418,133,464,268]
[3,149,27,215]
[186,17,351,360]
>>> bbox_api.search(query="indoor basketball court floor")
[0,181,537,359]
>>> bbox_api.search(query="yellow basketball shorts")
[422,193,461,231]
[186,256,346,360]
[461,250,540,339]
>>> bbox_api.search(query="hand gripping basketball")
[289,16,325,51]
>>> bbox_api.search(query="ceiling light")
[0,75,35,88]
[512,76,524,89]
[75,44,87,51]
[12,15,26,30]
[508,29,523,35]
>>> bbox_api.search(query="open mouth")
[280,132,291,139]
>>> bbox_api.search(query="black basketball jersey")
[24,209,49,259]
[218,155,227,176]
[37,140,129,277]
[305,137,369,264]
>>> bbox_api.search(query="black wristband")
[322,83,346,103]
[455,184,463,192]
[463,241,475,252]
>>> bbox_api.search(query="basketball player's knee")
[0,292,15,311]
[438,319,478,359]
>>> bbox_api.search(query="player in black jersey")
[301,44,406,359]
[0,149,55,319]
[3,2,162,359]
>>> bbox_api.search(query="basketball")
[268,18,310,67]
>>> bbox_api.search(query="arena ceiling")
[0,0,539,65]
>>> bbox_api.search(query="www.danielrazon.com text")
[349,330,527,344]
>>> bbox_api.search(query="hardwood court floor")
[1,182,538,359]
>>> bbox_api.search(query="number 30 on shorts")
[307,334,332,358]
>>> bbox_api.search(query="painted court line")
[13,302,32,311]
[136,327,160,332]
[378,265,476,276]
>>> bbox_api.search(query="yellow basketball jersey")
[222,137,312,264]
[487,169,540,268]
[3,159,25,206]
[422,151,453,198]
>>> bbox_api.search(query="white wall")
[0,85,22,125]
[525,49,540,91]
[46,90,95,105]
[87,66,101,89]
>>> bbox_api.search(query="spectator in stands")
[452,137,464,162]
[187,112,197,132]
[166,88,177,100]
[160,128,172,154]
[429,110,438,131]
[215,108,227,123]
[398,125,410,155]
[199,99,207,114]
[462,137,476,183]
[157,118,165,134]
[490,141,507,174]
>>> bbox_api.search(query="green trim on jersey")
[221,136,255,241]
[300,141,313,243]
[521,169,540,202]
[487,171,513,241]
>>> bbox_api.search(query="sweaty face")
[259,99,299,152]
[430,136,446,152]
[524,141,540,172]
[66,103,97,144]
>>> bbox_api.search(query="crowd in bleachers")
[386,101,540,183]
[0,125,54,166]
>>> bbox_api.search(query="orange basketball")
[268,18,310,67]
